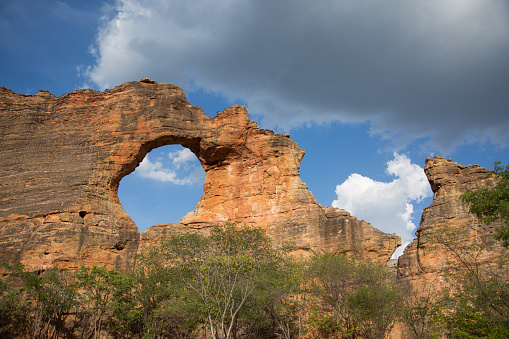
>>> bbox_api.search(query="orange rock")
[0,81,400,271]
[397,156,504,295]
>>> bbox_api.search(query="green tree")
[2,263,79,339]
[0,272,24,337]
[238,257,304,339]
[114,244,199,339]
[348,283,401,339]
[74,265,138,339]
[307,254,401,339]
[399,280,440,339]
[437,270,509,338]
[158,224,294,339]
[425,224,509,338]
[307,254,358,338]
[461,161,509,246]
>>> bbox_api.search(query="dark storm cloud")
[87,0,509,152]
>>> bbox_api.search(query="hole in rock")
[118,145,206,232]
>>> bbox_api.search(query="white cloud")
[86,0,509,152]
[169,148,196,169]
[332,153,433,258]
[136,154,204,185]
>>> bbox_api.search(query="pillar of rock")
[398,156,504,294]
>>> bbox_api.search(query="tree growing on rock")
[461,161,509,246]
[423,222,509,338]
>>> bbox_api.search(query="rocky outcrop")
[397,156,504,295]
[0,81,400,271]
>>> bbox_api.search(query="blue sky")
[1,0,508,257]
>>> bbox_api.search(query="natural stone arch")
[117,143,206,230]
[110,135,205,205]
[0,81,400,272]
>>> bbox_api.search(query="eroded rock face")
[0,81,400,271]
[397,156,504,295]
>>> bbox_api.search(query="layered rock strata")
[0,81,400,271]
[397,156,504,294]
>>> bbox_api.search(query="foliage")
[158,224,297,339]
[239,258,305,339]
[348,283,401,339]
[114,244,199,339]
[74,265,135,339]
[461,161,509,246]
[424,224,509,338]
[0,225,303,339]
[435,266,509,338]
[1,263,79,339]
[307,253,401,339]
[0,271,24,338]
[398,281,441,339]
[6,225,490,338]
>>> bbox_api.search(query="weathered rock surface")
[397,156,504,294]
[0,81,400,271]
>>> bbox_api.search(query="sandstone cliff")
[397,156,504,294]
[0,81,400,271]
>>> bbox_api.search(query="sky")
[1,0,508,258]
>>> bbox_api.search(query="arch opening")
[118,144,206,232]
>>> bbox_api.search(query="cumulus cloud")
[332,153,433,258]
[136,154,204,185]
[169,148,196,169]
[86,0,509,152]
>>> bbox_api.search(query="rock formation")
[0,80,400,271]
[397,156,504,295]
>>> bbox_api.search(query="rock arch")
[0,81,400,271]
[117,144,206,230]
